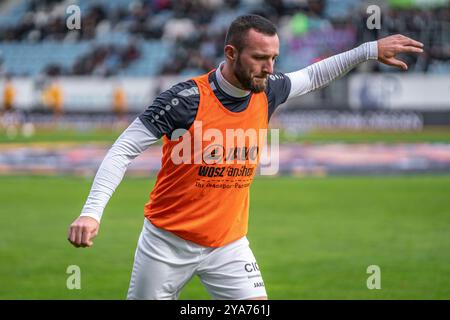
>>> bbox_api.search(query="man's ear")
[224,45,237,61]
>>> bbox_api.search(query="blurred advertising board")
[349,74,450,111]
[0,76,185,112]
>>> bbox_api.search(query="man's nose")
[263,60,274,75]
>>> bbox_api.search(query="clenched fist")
[377,34,424,70]
[68,216,100,248]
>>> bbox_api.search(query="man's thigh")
[127,220,198,300]
[196,237,268,300]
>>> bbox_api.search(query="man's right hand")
[68,216,100,248]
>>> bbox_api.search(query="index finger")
[68,227,80,247]
[401,37,424,48]
[400,46,424,54]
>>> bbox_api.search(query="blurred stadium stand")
[0,0,449,76]
[0,0,449,126]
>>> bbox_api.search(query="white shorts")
[127,219,267,300]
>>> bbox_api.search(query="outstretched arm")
[286,34,424,100]
[67,118,158,248]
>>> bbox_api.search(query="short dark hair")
[225,14,277,51]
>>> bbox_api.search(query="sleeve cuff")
[368,41,378,60]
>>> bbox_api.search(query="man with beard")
[68,15,423,299]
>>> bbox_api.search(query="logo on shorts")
[244,262,260,273]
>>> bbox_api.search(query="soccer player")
[68,15,423,299]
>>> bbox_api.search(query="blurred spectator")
[112,83,128,124]
[42,80,63,116]
[2,76,16,112]
[72,42,140,76]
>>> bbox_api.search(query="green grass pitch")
[0,175,449,299]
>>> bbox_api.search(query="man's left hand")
[377,34,424,70]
